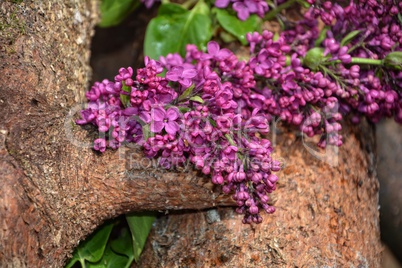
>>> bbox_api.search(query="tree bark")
[135,122,382,267]
[0,1,382,267]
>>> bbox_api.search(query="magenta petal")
[98,125,109,132]
[157,93,173,103]
[166,67,182,81]
[233,3,249,20]
[207,41,220,55]
[165,121,180,135]
[215,0,230,8]
[166,107,180,120]
[150,121,164,133]
[180,78,192,88]
[255,66,264,75]
[152,107,166,121]
[245,1,258,13]
[217,48,232,59]
[122,107,138,116]
[166,72,179,81]
[139,111,151,123]
[182,68,197,78]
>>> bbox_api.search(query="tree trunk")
[0,1,382,267]
[135,121,382,267]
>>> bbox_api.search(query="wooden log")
[135,122,382,267]
[0,1,382,267]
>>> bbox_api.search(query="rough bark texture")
[135,122,381,267]
[0,1,232,267]
[0,1,382,267]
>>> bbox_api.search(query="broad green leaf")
[157,2,187,16]
[213,8,261,45]
[126,212,156,262]
[65,222,114,268]
[189,96,204,103]
[340,30,361,47]
[110,227,134,267]
[144,1,212,59]
[99,0,140,28]
[86,245,129,268]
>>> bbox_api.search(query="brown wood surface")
[135,122,382,267]
[0,1,382,267]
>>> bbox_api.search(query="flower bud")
[383,51,402,70]
[303,48,325,71]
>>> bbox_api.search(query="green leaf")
[178,84,195,102]
[86,245,129,268]
[178,106,191,113]
[126,212,156,262]
[189,96,204,103]
[314,26,328,47]
[340,30,361,47]
[65,222,114,268]
[110,227,134,267]
[142,124,152,141]
[157,2,187,16]
[144,1,212,59]
[99,0,140,28]
[120,82,131,108]
[213,8,261,45]
[296,0,311,8]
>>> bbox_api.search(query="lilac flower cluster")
[214,0,269,20]
[78,41,285,223]
[284,0,402,123]
[78,0,401,223]
[246,31,345,147]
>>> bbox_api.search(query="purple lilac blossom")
[150,107,181,135]
[77,1,402,223]
[215,0,269,21]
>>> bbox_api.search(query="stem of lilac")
[350,57,383,65]
[264,0,299,20]
[327,57,383,66]
[319,65,345,88]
